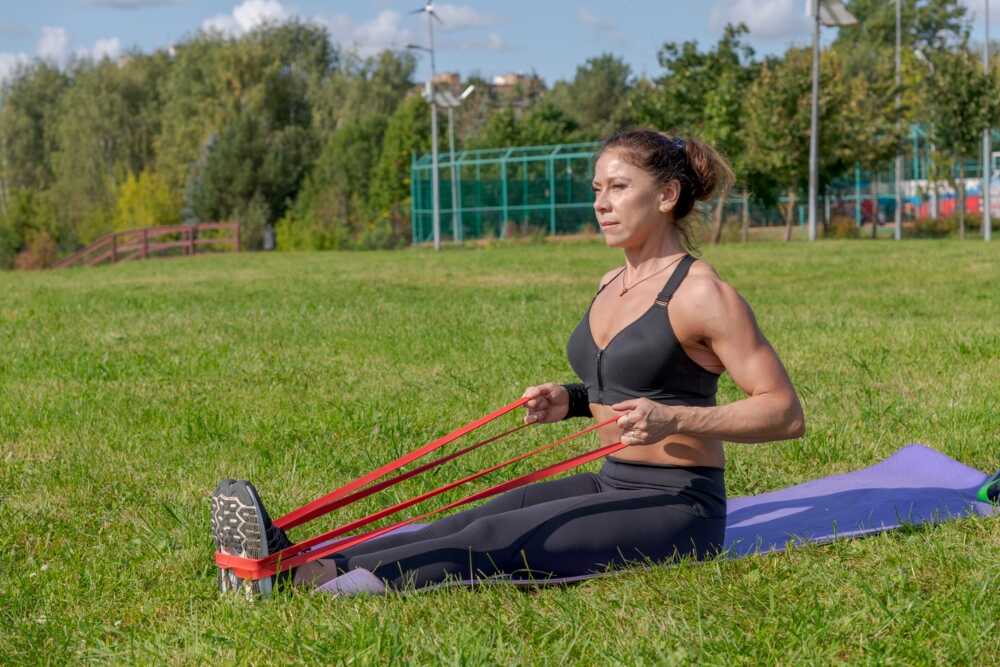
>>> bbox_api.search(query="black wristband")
[561,383,592,419]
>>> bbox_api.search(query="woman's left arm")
[614,276,805,445]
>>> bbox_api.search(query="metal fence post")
[500,157,508,238]
[548,158,556,235]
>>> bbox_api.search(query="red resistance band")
[216,399,624,581]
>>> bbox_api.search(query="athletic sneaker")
[211,479,293,599]
[979,469,1000,504]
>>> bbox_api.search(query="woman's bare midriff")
[590,403,726,468]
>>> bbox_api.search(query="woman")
[212,129,805,597]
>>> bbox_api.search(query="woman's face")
[592,149,678,249]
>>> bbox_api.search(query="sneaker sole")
[211,480,273,599]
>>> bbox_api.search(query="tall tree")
[923,46,998,238]
[157,21,333,196]
[835,0,968,56]
[548,53,632,138]
[745,49,854,240]
[277,115,384,249]
[49,51,170,246]
[310,49,415,135]
[518,100,580,146]
[368,94,431,245]
[634,24,761,242]
[0,63,69,204]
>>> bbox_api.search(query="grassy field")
[2,240,998,665]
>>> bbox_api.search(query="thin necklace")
[619,253,685,297]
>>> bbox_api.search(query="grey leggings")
[325,458,727,590]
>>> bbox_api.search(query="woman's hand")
[521,383,570,424]
[612,398,680,445]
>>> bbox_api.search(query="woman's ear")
[658,180,681,213]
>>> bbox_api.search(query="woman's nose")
[594,191,610,213]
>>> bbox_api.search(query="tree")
[745,49,854,240]
[835,0,968,57]
[923,47,998,238]
[468,107,521,149]
[111,170,181,231]
[0,63,69,205]
[0,188,57,267]
[634,24,761,242]
[176,23,335,239]
[634,25,757,135]
[518,100,580,146]
[367,93,431,245]
[278,115,385,249]
[48,51,170,247]
[157,21,334,197]
[548,54,632,138]
[310,49,415,135]
[190,110,316,233]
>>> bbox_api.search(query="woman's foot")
[211,479,293,599]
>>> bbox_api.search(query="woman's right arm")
[522,266,620,424]
[521,383,570,423]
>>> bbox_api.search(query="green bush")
[910,215,955,238]
[13,230,58,269]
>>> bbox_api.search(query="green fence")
[411,142,601,244]
[412,129,1000,244]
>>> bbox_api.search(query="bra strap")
[654,255,696,306]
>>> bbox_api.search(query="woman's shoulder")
[676,258,745,316]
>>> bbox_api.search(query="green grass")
[1,240,998,665]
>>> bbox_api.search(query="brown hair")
[598,129,734,252]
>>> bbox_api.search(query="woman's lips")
[599,221,619,229]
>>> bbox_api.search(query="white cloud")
[351,11,412,52]
[78,37,123,61]
[37,26,71,66]
[709,0,810,40]
[1,28,126,84]
[0,52,31,84]
[202,0,289,36]
[432,4,500,31]
[198,2,499,56]
[325,10,414,56]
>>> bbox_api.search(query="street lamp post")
[807,1,857,242]
[895,0,903,241]
[409,3,443,250]
[809,0,821,242]
[440,85,475,244]
[984,0,992,242]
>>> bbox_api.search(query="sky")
[1,1,998,85]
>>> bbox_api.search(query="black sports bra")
[566,255,720,406]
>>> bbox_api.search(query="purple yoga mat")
[314,445,998,596]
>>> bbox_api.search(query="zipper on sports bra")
[596,349,605,402]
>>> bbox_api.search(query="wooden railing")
[53,222,240,269]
